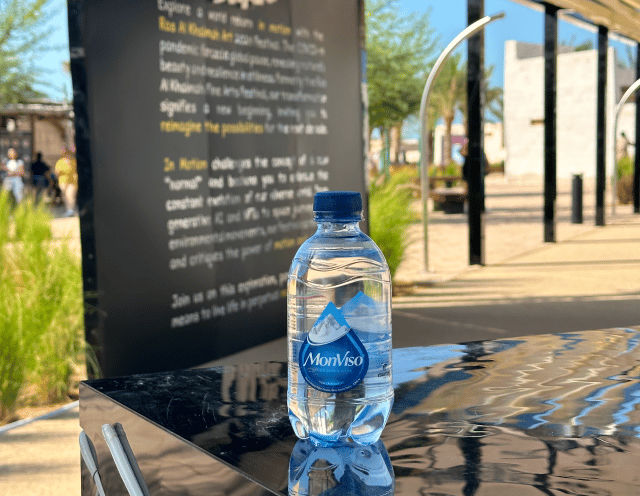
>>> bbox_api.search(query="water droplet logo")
[300,302,369,393]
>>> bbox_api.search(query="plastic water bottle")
[288,438,395,496]
[287,191,393,446]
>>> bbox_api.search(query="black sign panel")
[68,0,365,377]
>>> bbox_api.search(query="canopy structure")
[514,0,640,227]
[463,0,640,267]
[1,102,74,118]
[514,0,640,43]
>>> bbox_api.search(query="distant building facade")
[433,122,505,167]
[0,102,74,169]
[368,122,505,172]
[504,40,636,179]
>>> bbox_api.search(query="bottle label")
[299,302,369,393]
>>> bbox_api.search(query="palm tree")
[429,56,504,166]
[459,63,503,132]
[429,52,466,166]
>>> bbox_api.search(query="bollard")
[572,174,583,224]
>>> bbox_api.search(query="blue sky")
[400,0,635,88]
[39,1,70,101]
[40,0,636,101]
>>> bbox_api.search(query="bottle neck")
[314,213,363,234]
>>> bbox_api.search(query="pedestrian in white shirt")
[1,148,25,203]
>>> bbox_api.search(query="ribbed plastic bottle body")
[287,221,393,446]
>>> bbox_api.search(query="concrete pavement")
[0,405,81,496]
[2,174,640,495]
[395,175,640,305]
[395,174,633,282]
[395,208,640,306]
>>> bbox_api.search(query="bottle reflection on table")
[288,438,394,496]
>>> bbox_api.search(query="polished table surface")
[80,327,640,495]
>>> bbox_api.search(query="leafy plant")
[443,162,461,177]
[0,278,25,420]
[368,170,417,280]
[617,156,633,179]
[489,161,505,174]
[430,53,466,165]
[0,0,60,104]
[428,163,461,177]
[27,243,84,403]
[427,163,463,186]
[616,157,635,205]
[0,192,84,419]
[366,0,438,131]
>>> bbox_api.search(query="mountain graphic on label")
[308,303,350,345]
[300,302,369,393]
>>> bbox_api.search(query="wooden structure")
[0,102,74,165]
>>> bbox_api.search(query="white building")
[504,40,636,179]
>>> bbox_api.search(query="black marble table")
[80,327,640,495]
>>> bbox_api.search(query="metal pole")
[468,0,485,266]
[612,78,640,216]
[544,5,558,242]
[596,26,608,226]
[572,174,583,224]
[418,12,505,271]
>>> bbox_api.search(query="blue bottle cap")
[313,191,362,216]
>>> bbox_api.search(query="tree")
[430,57,503,165]
[615,45,637,70]
[561,35,593,52]
[429,53,466,165]
[0,0,57,105]
[366,0,439,163]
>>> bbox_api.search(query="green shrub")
[427,163,463,186]
[443,161,461,177]
[0,192,84,418]
[617,157,636,205]
[0,277,25,420]
[428,163,462,177]
[27,243,84,403]
[489,161,505,174]
[617,156,633,179]
[368,170,417,280]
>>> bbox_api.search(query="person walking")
[55,147,78,217]
[617,132,632,161]
[1,148,25,203]
[30,152,53,200]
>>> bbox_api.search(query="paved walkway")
[2,174,639,495]
[395,175,630,282]
[394,175,640,305]
[0,405,80,496]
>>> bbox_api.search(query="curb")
[0,400,79,435]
